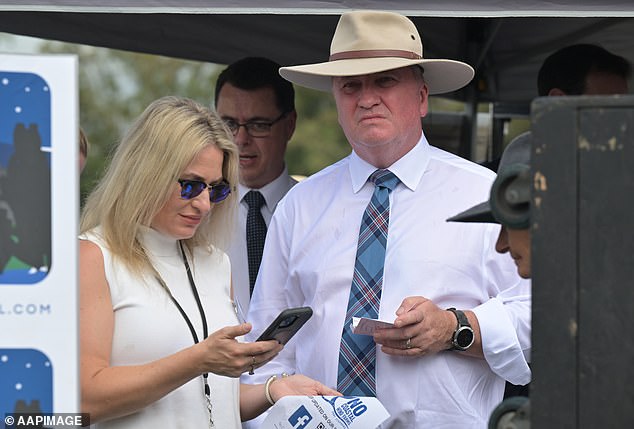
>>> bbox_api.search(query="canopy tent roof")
[1,1,633,106]
[2,1,633,160]
[2,0,634,15]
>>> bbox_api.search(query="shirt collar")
[238,166,293,209]
[349,133,431,193]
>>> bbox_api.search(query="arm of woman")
[239,375,341,421]
[80,240,282,423]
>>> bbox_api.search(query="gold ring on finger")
[248,356,256,375]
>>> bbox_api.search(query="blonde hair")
[80,96,238,275]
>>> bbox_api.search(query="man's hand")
[372,296,455,356]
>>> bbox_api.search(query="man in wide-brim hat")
[245,10,531,428]
[279,11,473,94]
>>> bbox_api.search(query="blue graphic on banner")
[0,72,52,284]
[324,396,369,428]
[0,349,53,416]
[288,405,313,428]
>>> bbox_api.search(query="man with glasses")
[215,57,298,314]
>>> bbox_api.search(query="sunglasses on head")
[178,179,231,203]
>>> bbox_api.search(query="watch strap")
[447,307,474,351]
[447,307,469,327]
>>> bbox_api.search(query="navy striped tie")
[337,169,400,396]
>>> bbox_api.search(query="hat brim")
[280,58,474,94]
[446,201,498,224]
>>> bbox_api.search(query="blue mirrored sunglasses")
[178,179,231,203]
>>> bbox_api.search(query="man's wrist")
[446,308,475,351]
[444,309,457,350]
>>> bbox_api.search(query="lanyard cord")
[154,241,213,428]
[176,241,209,345]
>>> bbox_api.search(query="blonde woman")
[79,96,337,428]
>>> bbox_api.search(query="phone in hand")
[256,306,313,345]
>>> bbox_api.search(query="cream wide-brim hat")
[280,10,475,94]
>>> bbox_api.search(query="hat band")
[329,49,422,61]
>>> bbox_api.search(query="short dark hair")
[537,44,631,96]
[214,57,295,114]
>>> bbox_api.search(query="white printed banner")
[0,53,79,417]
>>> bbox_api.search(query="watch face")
[455,327,475,349]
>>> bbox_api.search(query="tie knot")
[244,190,265,209]
[370,169,400,191]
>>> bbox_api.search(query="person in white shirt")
[447,130,534,429]
[215,57,298,315]
[449,132,533,279]
[243,10,531,428]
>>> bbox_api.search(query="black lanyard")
[173,241,208,347]
[154,241,213,427]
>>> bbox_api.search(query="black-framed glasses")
[178,179,231,203]
[223,112,287,137]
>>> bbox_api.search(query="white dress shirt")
[227,168,297,316]
[243,134,531,429]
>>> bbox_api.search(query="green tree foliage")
[37,41,222,200]
[3,34,496,196]
[289,87,350,176]
[29,38,351,196]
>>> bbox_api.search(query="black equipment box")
[530,95,634,428]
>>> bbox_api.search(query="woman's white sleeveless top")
[83,226,241,429]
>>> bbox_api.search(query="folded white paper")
[261,395,390,429]
[351,317,394,336]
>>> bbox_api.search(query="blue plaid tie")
[337,169,400,396]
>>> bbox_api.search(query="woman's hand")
[240,374,340,420]
[197,323,283,377]
[268,374,341,403]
